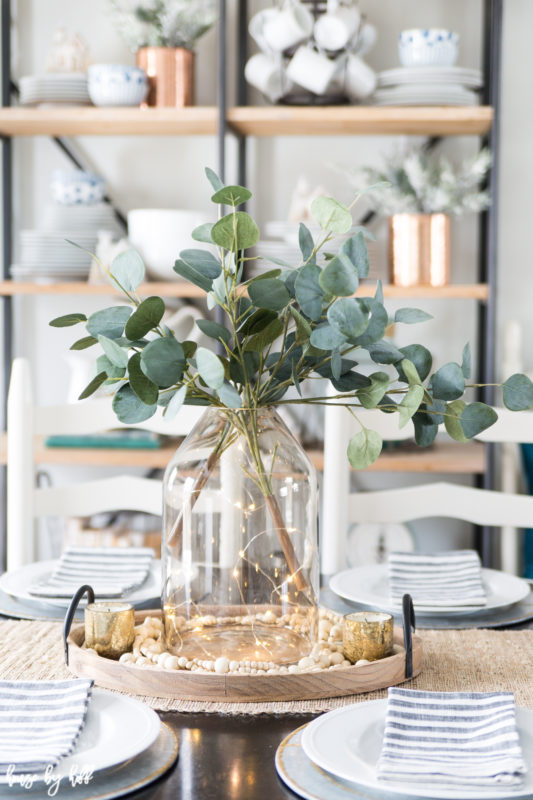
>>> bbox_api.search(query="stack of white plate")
[19,72,90,106]
[42,202,121,234]
[373,65,482,106]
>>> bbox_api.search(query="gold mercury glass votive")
[342,611,394,663]
[85,602,135,659]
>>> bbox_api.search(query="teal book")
[44,430,161,449]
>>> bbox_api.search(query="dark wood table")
[134,712,314,799]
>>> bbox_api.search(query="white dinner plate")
[301,700,533,799]
[0,688,160,784]
[0,558,161,609]
[329,565,531,616]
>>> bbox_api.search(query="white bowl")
[398,29,458,67]
[88,64,147,107]
[127,209,209,280]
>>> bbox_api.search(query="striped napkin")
[28,546,154,599]
[377,688,527,788]
[0,679,93,775]
[388,549,487,608]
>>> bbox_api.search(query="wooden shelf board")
[308,441,486,474]
[0,107,219,136]
[0,436,485,473]
[0,280,488,300]
[0,105,493,138]
[226,106,494,137]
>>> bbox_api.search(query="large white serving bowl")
[127,208,208,280]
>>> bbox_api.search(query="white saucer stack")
[19,72,91,106]
[373,66,482,106]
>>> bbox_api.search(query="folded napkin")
[28,546,154,599]
[388,549,487,608]
[0,679,93,775]
[377,688,527,788]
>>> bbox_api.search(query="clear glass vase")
[162,406,319,666]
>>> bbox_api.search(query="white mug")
[313,5,360,52]
[354,22,377,56]
[286,46,343,96]
[344,54,376,101]
[248,8,279,53]
[262,2,314,54]
[244,53,289,102]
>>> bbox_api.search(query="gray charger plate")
[2,723,178,799]
[0,586,159,622]
[320,587,533,629]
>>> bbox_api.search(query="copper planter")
[389,213,450,287]
[136,46,194,107]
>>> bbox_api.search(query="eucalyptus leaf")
[374,280,384,304]
[444,399,469,442]
[179,249,222,279]
[97,334,129,368]
[340,232,369,278]
[125,296,165,340]
[399,358,422,387]
[246,269,282,285]
[347,428,382,469]
[310,323,347,351]
[112,384,156,423]
[366,340,404,365]
[211,185,251,206]
[357,371,389,409]
[248,278,290,311]
[70,336,98,351]
[298,223,314,261]
[78,371,107,400]
[173,258,214,292]
[459,402,498,438]
[211,211,260,251]
[294,263,325,322]
[196,319,231,344]
[49,313,87,328]
[311,196,352,234]
[461,342,472,379]
[217,382,243,408]
[331,349,342,381]
[163,385,187,420]
[196,347,225,389]
[238,308,278,336]
[97,354,125,380]
[192,222,214,243]
[396,344,432,383]
[244,318,283,352]
[352,298,388,346]
[431,362,465,401]
[290,306,312,344]
[110,250,145,292]
[327,297,369,340]
[128,352,159,405]
[394,307,433,324]
[141,337,186,387]
[182,340,197,359]
[503,373,533,411]
[205,166,224,192]
[87,307,132,339]
[319,253,358,296]
[398,384,424,428]
[413,412,439,447]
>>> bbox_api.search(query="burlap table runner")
[1,619,532,715]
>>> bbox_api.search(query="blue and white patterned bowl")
[398,29,459,67]
[88,64,148,107]
[51,170,106,206]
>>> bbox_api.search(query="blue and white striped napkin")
[388,549,487,609]
[0,679,93,775]
[28,546,154,599]
[377,688,527,788]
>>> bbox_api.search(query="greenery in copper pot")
[108,0,217,50]
[51,168,533,471]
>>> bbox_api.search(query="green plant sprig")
[51,168,533,469]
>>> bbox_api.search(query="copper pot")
[136,46,194,107]
[389,213,450,287]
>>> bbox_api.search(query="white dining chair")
[321,401,533,575]
[6,357,204,570]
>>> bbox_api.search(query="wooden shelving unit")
[0,105,493,138]
[0,280,489,300]
[0,435,485,474]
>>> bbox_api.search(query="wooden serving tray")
[66,610,422,703]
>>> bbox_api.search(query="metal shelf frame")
[0,0,503,569]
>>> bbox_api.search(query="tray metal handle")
[63,585,95,666]
[402,593,416,679]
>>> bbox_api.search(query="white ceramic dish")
[398,29,458,68]
[128,208,208,280]
[88,64,147,107]
[378,66,482,88]
[301,700,533,799]
[0,688,160,784]
[0,558,161,609]
[329,565,531,616]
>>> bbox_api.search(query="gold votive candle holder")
[85,602,135,660]
[342,611,394,663]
